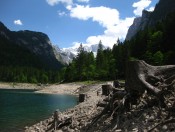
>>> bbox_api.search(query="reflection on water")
[0,89,78,132]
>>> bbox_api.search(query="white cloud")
[133,0,152,16]
[46,0,72,6]
[69,5,120,28]
[58,11,67,16]
[68,5,134,48]
[66,5,73,10]
[46,0,135,48]
[77,0,89,3]
[14,20,23,25]
[85,17,134,48]
[147,6,155,12]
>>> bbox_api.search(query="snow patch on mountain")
[54,44,109,64]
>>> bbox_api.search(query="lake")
[0,89,78,132]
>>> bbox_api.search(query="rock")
[62,127,68,131]
[55,130,63,132]
[67,128,74,132]
[162,125,168,130]
[115,129,122,132]
[148,116,154,122]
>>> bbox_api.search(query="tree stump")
[102,85,111,96]
[125,60,175,97]
[113,80,120,88]
[79,94,86,102]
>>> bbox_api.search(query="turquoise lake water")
[0,89,78,132]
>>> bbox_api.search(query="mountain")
[0,21,63,70]
[55,44,109,64]
[126,10,151,40]
[62,44,108,55]
[0,21,108,67]
[148,0,175,26]
[126,0,175,41]
[53,45,76,64]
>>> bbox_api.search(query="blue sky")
[0,0,159,48]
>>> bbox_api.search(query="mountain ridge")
[0,21,63,70]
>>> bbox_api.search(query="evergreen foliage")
[128,11,175,65]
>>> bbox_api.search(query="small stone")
[115,129,122,132]
[132,128,138,132]
[132,105,137,109]
[55,130,63,132]
[75,128,78,131]
[167,103,171,106]
[148,116,154,122]
[162,125,168,130]
[62,127,68,131]
[143,129,147,132]
[67,128,74,132]
[146,115,149,119]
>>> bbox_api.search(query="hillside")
[0,22,65,83]
[0,21,63,70]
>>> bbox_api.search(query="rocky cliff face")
[53,45,76,65]
[125,17,142,41]
[0,21,63,69]
[125,10,151,41]
[126,0,175,41]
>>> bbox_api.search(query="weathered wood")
[79,93,86,102]
[113,80,120,88]
[102,85,111,96]
[112,90,127,100]
[148,118,175,132]
[87,60,175,131]
[125,60,175,97]
[97,102,108,107]
[113,80,125,88]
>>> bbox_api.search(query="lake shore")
[0,82,83,95]
[25,82,112,132]
[0,81,113,132]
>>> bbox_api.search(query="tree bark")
[125,60,175,97]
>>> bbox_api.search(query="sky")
[0,0,159,48]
